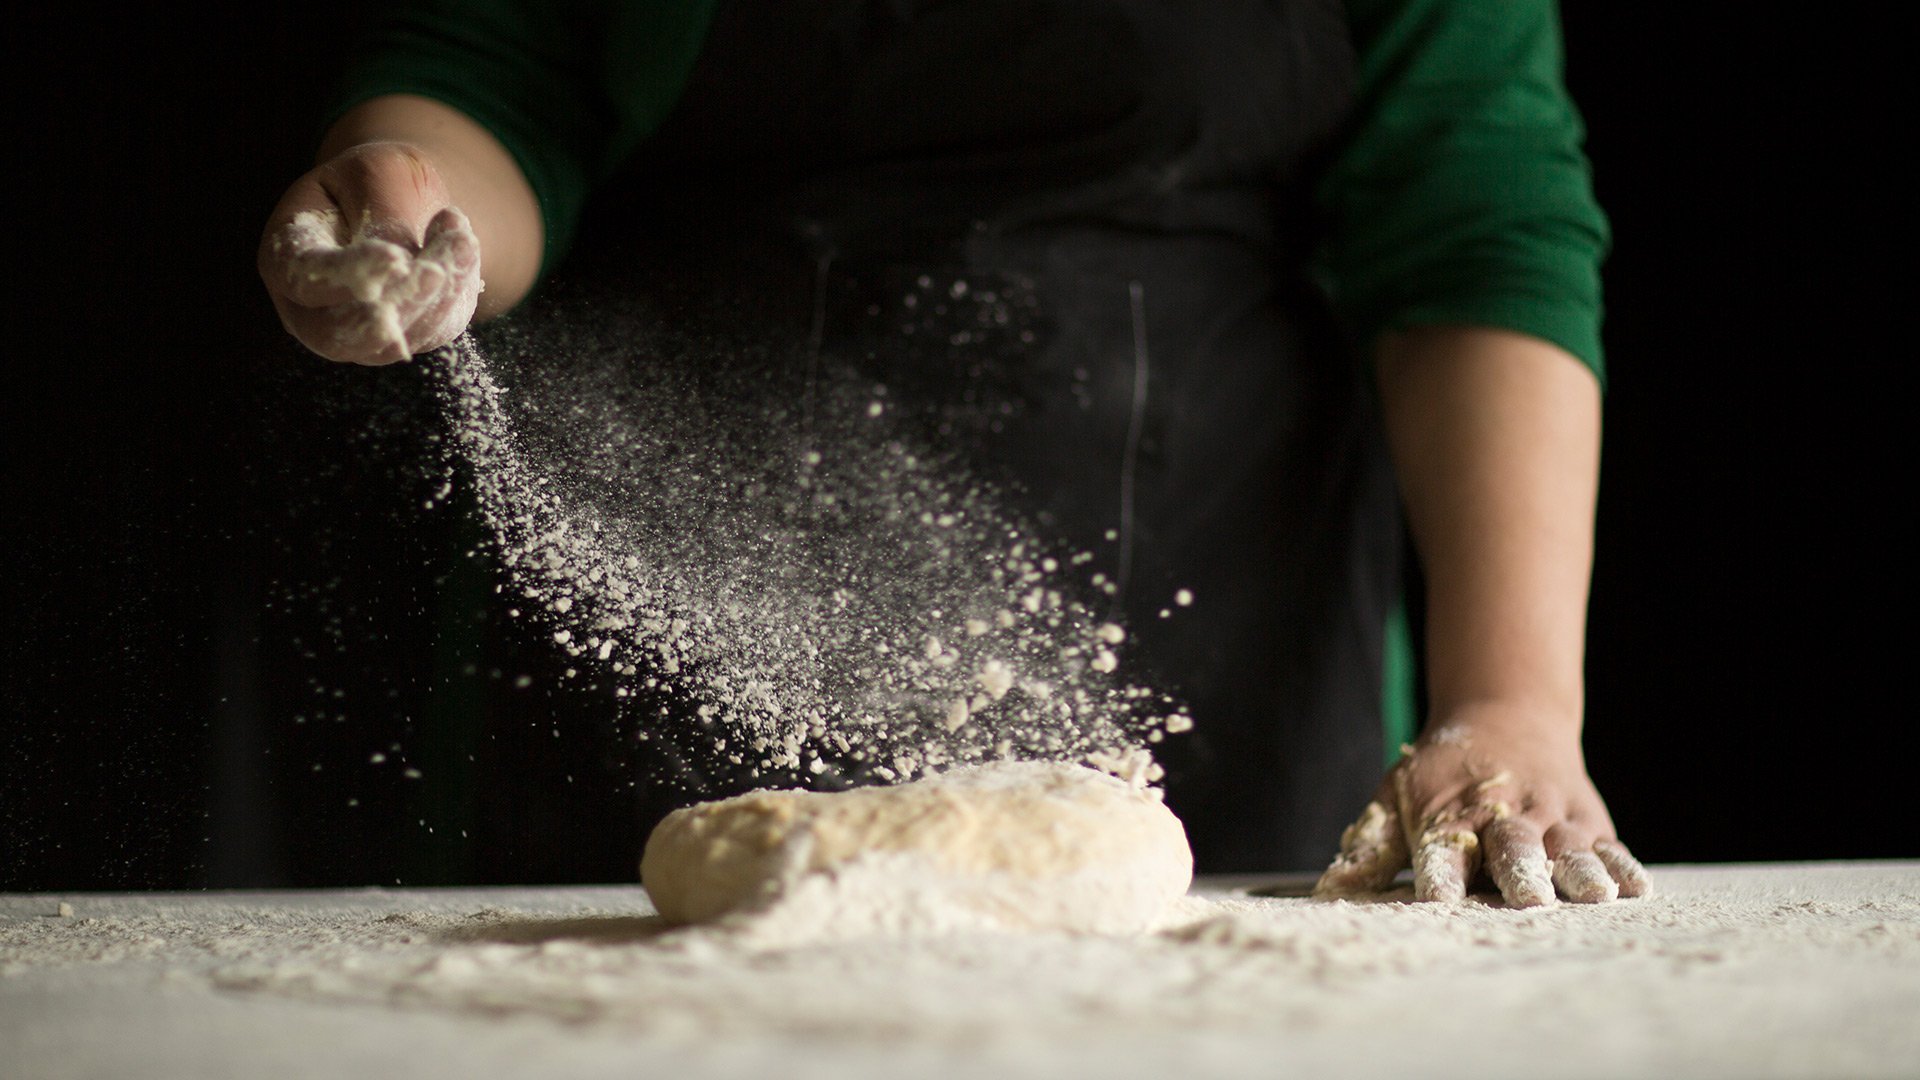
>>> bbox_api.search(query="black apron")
[569,0,1400,872]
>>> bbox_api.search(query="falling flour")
[426,294,1189,798]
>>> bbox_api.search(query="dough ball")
[641,761,1192,936]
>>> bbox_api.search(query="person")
[258,0,1650,904]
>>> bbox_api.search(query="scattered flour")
[4,865,1918,1078]
[427,299,1187,796]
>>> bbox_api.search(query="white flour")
[4,864,1918,1079]
[428,301,1188,795]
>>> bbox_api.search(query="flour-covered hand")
[1315,705,1649,907]
[258,142,482,365]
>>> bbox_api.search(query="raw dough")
[641,762,1192,936]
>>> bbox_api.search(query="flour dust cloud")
[429,289,1188,797]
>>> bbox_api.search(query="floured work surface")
[3,863,1916,1080]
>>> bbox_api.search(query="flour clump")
[641,761,1192,938]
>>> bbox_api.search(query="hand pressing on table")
[1315,325,1649,907]
[258,95,544,364]
[1315,704,1651,906]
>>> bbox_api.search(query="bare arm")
[1317,325,1649,906]
[1377,324,1597,722]
[316,94,543,319]
[259,94,543,363]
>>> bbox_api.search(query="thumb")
[320,142,452,251]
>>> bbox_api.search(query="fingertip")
[1312,846,1398,899]
[1484,818,1556,908]
[1310,867,1352,900]
[1316,799,1410,899]
[421,217,482,283]
[1594,840,1653,898]
[1412,828,1477,904]
[424,205,473,240]
[1551,850,1619,904]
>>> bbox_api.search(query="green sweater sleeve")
[1319,0,1611,384]
[330,1,720,279]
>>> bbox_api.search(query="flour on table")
[641,761,1192,939]
[7,865,1919,1080]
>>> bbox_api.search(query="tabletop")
[4,862,1916,1080]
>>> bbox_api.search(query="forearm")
[1319,326,1642,906]
[1374,325,1601,729]
[320,94,543,320]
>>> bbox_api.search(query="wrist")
[1422,697,1584,743]
[315,96,542,318]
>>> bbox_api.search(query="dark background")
[2,6,1906,890]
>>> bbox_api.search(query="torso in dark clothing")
[571,0,1397,872]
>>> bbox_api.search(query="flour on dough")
[641,762,1192,938]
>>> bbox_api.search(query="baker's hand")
[258,142,482,365]
[1314,704,1651,907]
